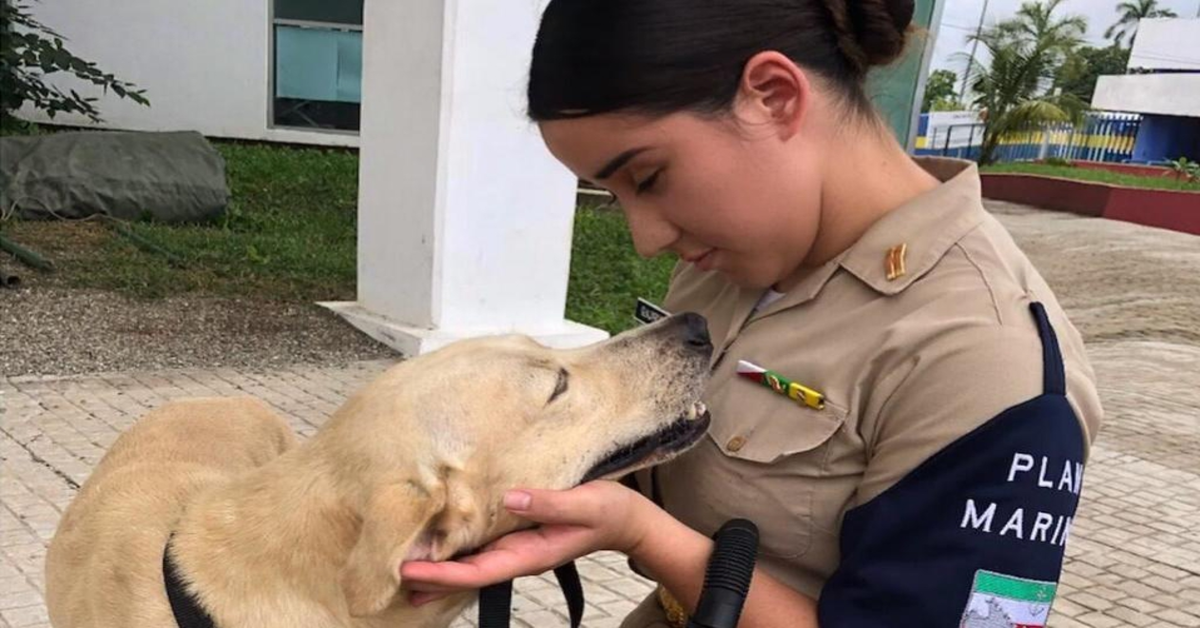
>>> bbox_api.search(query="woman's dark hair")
[527,0,915,122]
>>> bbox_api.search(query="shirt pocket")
[662,388,846,561]
[708,396,846,463]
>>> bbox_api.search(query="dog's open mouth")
[581,401,711,483]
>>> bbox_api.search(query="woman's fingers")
[402,548,524,589]
[400,527,582,590]
[409,591,450,607]
[507,482,652,554]
[399,481,651,607]
[503,482,618,526]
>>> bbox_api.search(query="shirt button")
[726,436,747,452]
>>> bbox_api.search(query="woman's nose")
[623,203,679,259]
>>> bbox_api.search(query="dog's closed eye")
[548,368,570,404]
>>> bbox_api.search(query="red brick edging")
[980,173,1200,236]
[1067,160,1173,179]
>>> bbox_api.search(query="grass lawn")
[0,136,672,335]
[3,142,361,301]
[566,203,677,334]
[981,162,1199,192]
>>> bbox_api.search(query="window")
[271,0,364,132]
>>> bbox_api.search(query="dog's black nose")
[679,312,712,351]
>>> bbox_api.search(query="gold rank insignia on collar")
[885,242,908,281]
[736,360,825,410]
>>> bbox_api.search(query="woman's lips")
[689,249,716,271]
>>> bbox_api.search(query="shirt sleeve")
[818,319,1088,626]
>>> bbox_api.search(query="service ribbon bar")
[736,360,825,410]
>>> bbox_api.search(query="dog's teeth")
[687,401,706,421]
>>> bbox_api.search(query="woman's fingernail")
[504,490,532,511]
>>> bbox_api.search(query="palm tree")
[963,0,1088,164]
[1105,0,1178,48]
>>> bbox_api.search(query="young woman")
[402,1,1102,625]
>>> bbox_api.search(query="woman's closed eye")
[635,169,663,194]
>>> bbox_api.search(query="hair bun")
[826,0,915,74]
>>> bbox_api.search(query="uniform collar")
[837,157,986,296]
[748,157,984,324]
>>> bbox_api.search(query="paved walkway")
[3,202,1199,627]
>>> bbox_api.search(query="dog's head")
[323,313,713,616]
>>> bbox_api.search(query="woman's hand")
[400,480,657,606]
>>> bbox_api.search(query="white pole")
[960,0,991,102]
[323,0,609,355]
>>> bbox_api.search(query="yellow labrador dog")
[45,313,713,628]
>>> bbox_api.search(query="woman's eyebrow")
[593,146,652,180]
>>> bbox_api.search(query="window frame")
[267,0,364,136]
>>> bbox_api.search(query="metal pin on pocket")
[736,360,825,410]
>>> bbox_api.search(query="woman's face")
[540,108,824,289]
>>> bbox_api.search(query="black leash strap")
[479,561,585,628]
[478,577,514,628]
[554,561,586,627]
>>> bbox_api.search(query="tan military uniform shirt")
[624,157,1102,625]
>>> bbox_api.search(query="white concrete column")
[323,0,609,356]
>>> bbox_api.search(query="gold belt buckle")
[656,585,689,628]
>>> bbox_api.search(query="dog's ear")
[341,481,445,617]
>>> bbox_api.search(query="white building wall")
[1092,18,1200,117]
[17,0,357,147]
[1093,74,1200,117]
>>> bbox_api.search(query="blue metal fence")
[914,112,1143,164]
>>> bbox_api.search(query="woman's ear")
[735,51,812,140]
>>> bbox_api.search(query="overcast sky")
[929,0,1200,77]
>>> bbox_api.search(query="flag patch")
[960,570,1056,628]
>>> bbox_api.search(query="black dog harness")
[163,541,214,628]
